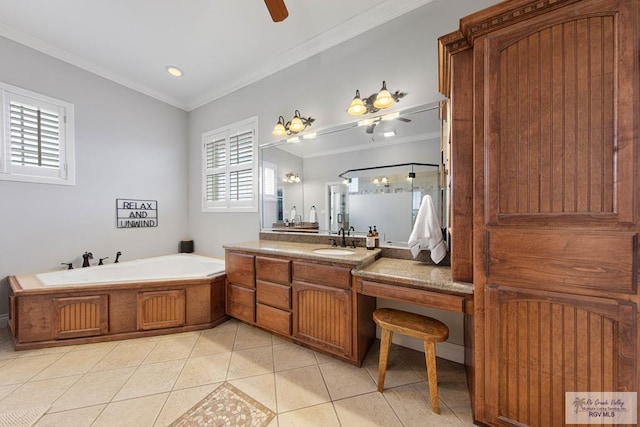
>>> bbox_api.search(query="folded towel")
[407,195,446,263]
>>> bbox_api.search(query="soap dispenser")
[290,206,297,223]
[366,226,375,250]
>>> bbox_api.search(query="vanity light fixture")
[347,81,406,116]
[283,172,301,183]
[272,110,315,137]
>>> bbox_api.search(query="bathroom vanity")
[223,240,473,366]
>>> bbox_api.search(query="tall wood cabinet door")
[485,285,636,427]
[292,281,352,357]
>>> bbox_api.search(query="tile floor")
[0,321,476,426]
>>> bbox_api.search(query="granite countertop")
[352,257,474,295]
[223,240,381,266]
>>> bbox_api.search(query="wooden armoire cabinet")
[440,0,639,425]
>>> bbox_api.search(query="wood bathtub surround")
[8,274,227,350]
[440,0,639,425]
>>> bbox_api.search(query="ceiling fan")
[265,0,289,22]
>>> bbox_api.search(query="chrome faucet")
[114,251,122,263]
[82,252,93,267]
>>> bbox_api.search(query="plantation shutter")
[262,162,277,200]
[6,92,66,179]
[201,117,257,211]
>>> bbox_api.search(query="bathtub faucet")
[98,257,109,265]
[114,251,122,263]
[60,262,73,270]
[82,252,93,268]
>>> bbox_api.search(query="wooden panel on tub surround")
[483,0,635,227]
[137,290,186,330]
[487,229,637,295]
[53,295,109,339]
[486,285,637,426]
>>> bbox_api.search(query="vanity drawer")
[256,256,291,285]
[256,303,291,336]
[256,280,291,310]
[226,283,255,322]
[293,261,351,289]
[225,252,255,288]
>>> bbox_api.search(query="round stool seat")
[373,308,449,414]
[373,308,449,342]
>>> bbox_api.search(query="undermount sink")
[312,248,355,256]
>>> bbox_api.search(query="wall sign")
[116,199,158,228]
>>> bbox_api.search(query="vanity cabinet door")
[292,280,352,357]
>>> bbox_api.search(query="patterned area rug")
[0,406,48,427]
[169,382,275,427]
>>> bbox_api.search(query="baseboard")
[383,332,466,364]
[0,314,7,329]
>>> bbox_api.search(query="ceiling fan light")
[347,90,366,115]
[373,81,395,109]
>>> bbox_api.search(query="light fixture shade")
[272,116,287,137]
[289,110,305,133]
[373,81,395,109]
[347,90,366,115]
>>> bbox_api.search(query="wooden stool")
[373,308,449,414]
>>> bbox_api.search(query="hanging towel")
[407,195,447,263]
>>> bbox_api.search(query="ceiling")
[0,0,434,111]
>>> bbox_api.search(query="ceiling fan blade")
[265,0,289,22]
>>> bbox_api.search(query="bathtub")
[9,253,228,350]
[37,253,225,286]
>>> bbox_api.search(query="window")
[202,116,258,212]
[0,82,75,185]
[262,161,277,201]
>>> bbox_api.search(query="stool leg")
[377,328,393,392]
[424,340,440,414]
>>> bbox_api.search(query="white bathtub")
[37,253,226,286]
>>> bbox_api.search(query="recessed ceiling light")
[302,132,317,140]
[383,130,396,138]
[165,66,183,77]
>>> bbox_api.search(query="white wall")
[0,36,189,316]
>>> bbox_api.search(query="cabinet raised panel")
[292,280,352,357]
[226,283,255,323]
[226,252,255,288]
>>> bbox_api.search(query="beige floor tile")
[68,340,119,352]
[211,318,239,333]
[113,359,185,401]
[92,393,168,427]
[333,392,403,427]
[190,328,236,357]
[153,383,220,427]
[0,383,19,401]
[173,352,231,389]
[0,376,80,413]
[49,367,135,412]
[142,334,199,364]
[32,347,111,380]
[277,402,341,427]
[382,381,465,426]
[226,346,274,380]
[15,345,74,359]
[90,340,157,372]
[275,365,330,413]
[233,323,273,350]
[0,353,62,386]
[438,380,472,408]
[313,350,338,365]
[0,341,17,361]
[34,404,105,427]
[0,328,9,343]
[271,334,289,346]
[319,361,377,401]
[273,342,318,372]
[230,373,277,412]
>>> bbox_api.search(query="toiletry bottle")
[309,205,317,223]
[373,225,379,248]
[290,206,297,223]
[366,226,375,250]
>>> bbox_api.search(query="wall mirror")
[260,101,445,247]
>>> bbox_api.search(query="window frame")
[0,82,75,186]
[201,116,258,213]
